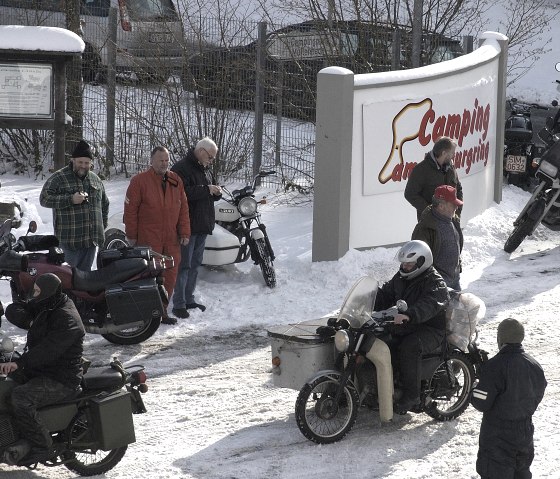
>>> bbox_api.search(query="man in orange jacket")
[124,146,190,324]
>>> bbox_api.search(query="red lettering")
[418,108,435,146]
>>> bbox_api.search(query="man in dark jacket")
[412,185,463,290]
[171,137,222,318]
[404,136,463,220]
[1,273,85,464]
[368,240,449,413]
[471,318,547,479]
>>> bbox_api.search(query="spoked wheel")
[254,237,276,288]
[64,412,128,476]
[424,351,475,421]
[103,228,129,250]
[504,216,535,253]
[102,317,161,345]
[295,373,359,444]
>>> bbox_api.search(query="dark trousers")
[393,327,444,400]
[10,376,77,449]
[477,417,535,479]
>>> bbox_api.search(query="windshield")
[337,276,378,328]
[126,0,178,21]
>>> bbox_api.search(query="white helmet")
[397,240,433,279]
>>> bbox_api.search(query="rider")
[367,240,449,414]
[1,273,85,465]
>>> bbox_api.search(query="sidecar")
[267,317,336,390]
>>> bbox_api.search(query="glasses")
[202,148,216,161]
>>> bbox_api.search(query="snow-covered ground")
[0,175,558,478]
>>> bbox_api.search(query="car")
[182,20,465,120]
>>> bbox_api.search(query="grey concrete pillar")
[312,67,354,262]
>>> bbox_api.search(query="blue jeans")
[172,234,207,309]
[61,244,97,271]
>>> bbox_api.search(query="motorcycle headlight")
[334,330,351,352]
[238,197,258,216]
[538,160,558,178]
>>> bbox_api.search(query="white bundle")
[446,292,486,352]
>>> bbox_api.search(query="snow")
[0,174,559,478]
[0,25,84,53]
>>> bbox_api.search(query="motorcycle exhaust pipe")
[83,320,147,335]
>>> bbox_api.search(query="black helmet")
[397,240,433,280]
[29,273,63,312]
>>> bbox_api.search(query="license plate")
[149,32,172,43]
[505,155,527,173]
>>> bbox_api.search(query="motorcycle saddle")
[72,258,148,293]
[81,366,123,391]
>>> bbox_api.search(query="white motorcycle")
[104,170,277,288]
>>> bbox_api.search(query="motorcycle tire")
[504,216,535,253]
[254,237,276,288]
[63,411,128,476]
[102,317,161,345]
[295,373,359,444]
[424,351,475,422]
[103,228,129,250]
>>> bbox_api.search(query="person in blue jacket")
[471,318,547,479]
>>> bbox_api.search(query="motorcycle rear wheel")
[103,228,129,250]
[424,351,475,421]
[102,317,161,345]
[254,237,276,288]
[64,412,128,476]
[504,216,535,253]
[295,373,359,444]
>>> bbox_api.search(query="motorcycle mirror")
[553,100,559,107]
[27,221,37,234]
[0,337,14,354]
[555,62,560,73]
[396,299,408,312]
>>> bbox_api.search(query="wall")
[312,32,508,261]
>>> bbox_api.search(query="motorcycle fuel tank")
[214,199,241,222]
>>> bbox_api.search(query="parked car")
[0,0,185,84]
[182,20,465,120]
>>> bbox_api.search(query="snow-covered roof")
[0,25,84,54]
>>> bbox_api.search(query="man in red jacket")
[124,146,190,324]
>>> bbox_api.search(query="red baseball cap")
[434,185,463,206]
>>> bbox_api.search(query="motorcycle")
[504,98,560,253]
[0,336,148,474]
[0,219,174,345]
[104,170,277,288]
[503,98,548,189]
[268,277,488,444]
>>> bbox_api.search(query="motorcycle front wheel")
[504,216,535,253]
[102,317,161,345]
[424,351,475,421]
[63,411,128,476]
[254,237,276,288]
[295,373,359,444]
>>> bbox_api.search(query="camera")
[80,192,89,204]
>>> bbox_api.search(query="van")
[0,0,184,83]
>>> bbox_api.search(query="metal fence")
[0,4,472,191]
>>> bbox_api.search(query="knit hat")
[71,140,93,160]
[497,318,525,348]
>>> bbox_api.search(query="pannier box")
[105,278,163,325]
[267,317,336,390]
[89,390,135,451]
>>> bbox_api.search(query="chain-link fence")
[0,2,472,191]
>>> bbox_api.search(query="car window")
[430,45,459,63]
[126,0,178,20]
[338,32,358,56]
[81,0,110,17]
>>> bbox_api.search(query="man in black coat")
[368,240,449,413]
[404,136,463,220]
[170,137,222,318]
[471,318,547,479]
[1,273,85,464]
